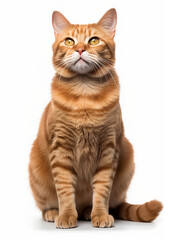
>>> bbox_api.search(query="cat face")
[52,9,117,76]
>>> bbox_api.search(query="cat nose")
[76,49,85,55]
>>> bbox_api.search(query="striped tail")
[114,200,163,222]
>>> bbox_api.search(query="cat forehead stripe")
[69,26,95,42]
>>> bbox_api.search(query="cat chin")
[70,61,94,74]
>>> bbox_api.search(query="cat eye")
[89,37,100,45]
[64,38,75,46]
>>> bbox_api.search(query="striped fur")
[29,9,162,228]
[112,200,163,222]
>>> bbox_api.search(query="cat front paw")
[55,214,77,229]
[91,213,114,228]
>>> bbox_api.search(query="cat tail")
[113,200,163,222]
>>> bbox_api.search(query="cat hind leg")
[42,209,59,222]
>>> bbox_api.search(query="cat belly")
[75,180,93,215]
[74,127,100,214]
[76,127,99,179]
[75,153,97,215]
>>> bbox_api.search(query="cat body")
[29,9,162,228]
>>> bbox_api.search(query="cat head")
[52,9,117,77]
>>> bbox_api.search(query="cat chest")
[75,127,99,180]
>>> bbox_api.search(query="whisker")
[54,52,117,86]
[89,58,108,83]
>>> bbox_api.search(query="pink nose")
[76,49,85,55]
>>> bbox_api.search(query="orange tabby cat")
[29,9,163,228]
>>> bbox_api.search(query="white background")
[0,0,168,239]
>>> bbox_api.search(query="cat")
[29,8,163,228]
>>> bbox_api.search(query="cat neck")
[51,71,120,111]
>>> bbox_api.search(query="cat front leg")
[91,142,118,228]
[50,139,78,228]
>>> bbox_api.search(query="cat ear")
[52,11,71,36]
[98,8,117,37]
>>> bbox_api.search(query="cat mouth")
[70,56,93,74]
[74,58,89,65]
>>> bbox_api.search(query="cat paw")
[42,209,59,222]
[55,214,77,229]
[91,213,114,228]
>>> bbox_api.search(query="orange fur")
[29,9,162,228]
